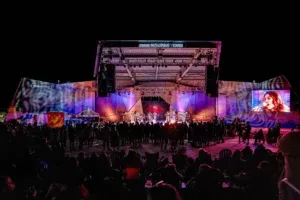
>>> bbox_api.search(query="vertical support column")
[93,41,103,77]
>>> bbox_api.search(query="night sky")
[1,21,299,110]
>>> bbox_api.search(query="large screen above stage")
[252,90,290,112]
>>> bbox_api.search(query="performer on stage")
[131,112,135,122]
[147,112,153,123]
[165,111,170,123]
[134,111,138,123]
[140,113,145,123]
[153,112,158,123]
[185,111,189,122]
[181,112,186,122]
[131,111,138,123]
[170,110,177,123]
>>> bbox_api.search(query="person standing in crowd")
[243,121,251,145]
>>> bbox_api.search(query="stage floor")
[68,137,279,160]
[251,127,291,134]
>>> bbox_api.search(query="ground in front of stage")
[68,137,279,161]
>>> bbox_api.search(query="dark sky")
[1,20,299,109]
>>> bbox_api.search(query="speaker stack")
[205,65,218,97]
[97,63,116,97]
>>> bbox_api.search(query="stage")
[67,137,280,160]
[6,40,300,129]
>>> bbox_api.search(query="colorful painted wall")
[7,78,96,120]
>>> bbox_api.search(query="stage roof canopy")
[94,40,221,90]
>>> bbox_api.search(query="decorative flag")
[47,112,64,128]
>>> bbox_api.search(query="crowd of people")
[0,118,299,199]
[17,117,228,152]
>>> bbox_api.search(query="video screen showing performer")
[252,90,290,112]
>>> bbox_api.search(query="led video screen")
[252,90,290,112]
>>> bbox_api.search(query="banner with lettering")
[47,112,64,128]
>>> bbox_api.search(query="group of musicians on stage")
[130,110,190,123]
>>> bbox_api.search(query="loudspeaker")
[206,65,218,97]
[97,72,107,97]
[97,63,116,97]
[106,63,116,93]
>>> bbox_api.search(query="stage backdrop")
[95,89,217,121]
[169,91,216,121]
[141,97,170,121]
[217,75,299,127]
[7,78,96,121]
[95,91,142,121]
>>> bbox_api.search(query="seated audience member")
[277,131,300,200]
[228,150,246,176]
[124,150,143,180]
[241,145,253,162]
[195,148,212,169]
[172,146,188,171]
[160,164,183,189]
[148,182,182,200]
[246,161,278,200]
[188,164,224,200]
[184,157,197,182]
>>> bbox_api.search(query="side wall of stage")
[216,76,300,127]
[7,78,96,121]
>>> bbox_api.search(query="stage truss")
[94,40,222,92]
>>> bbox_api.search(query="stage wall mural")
[7,78,96,122]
